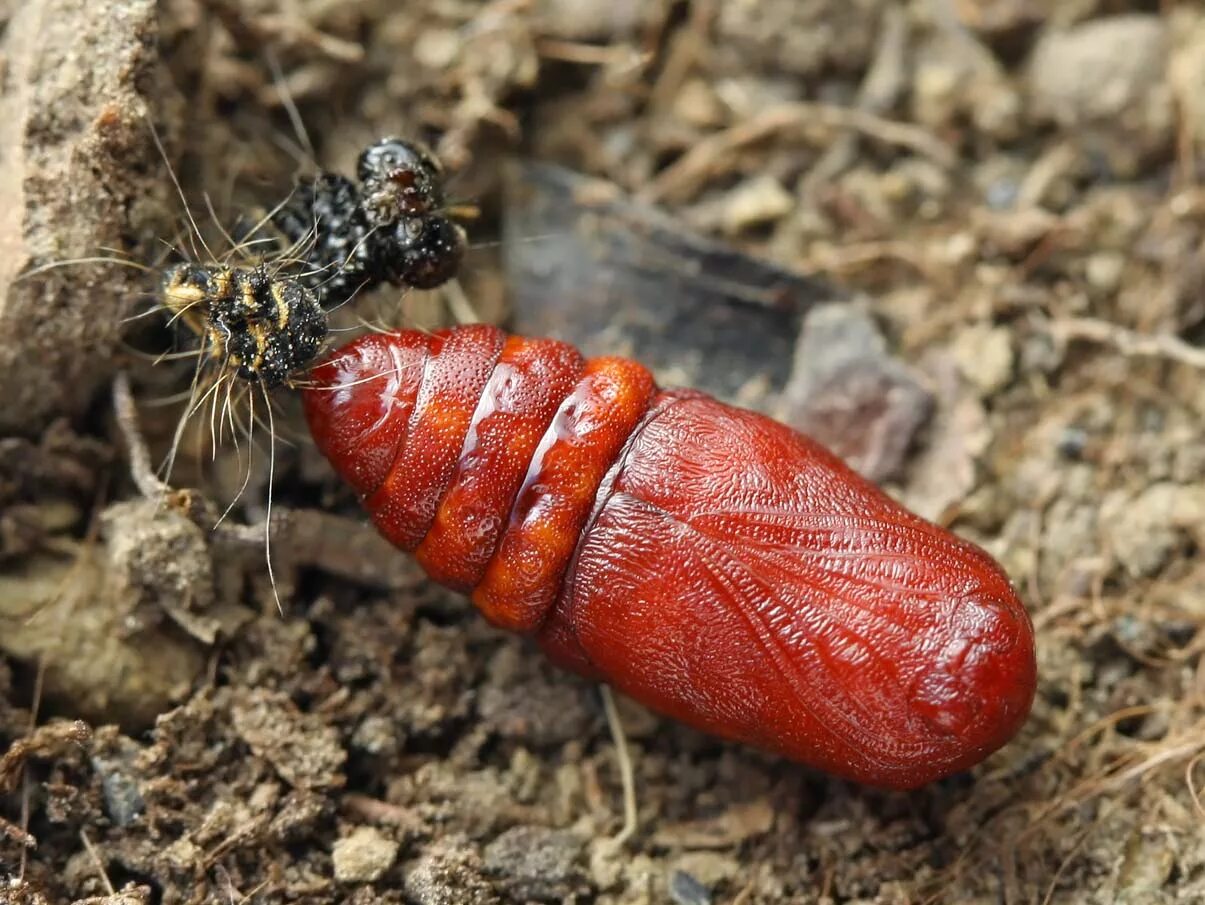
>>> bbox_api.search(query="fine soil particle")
[5,1,1205,903]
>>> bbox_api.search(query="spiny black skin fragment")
[387,215,467,290]
[271,137,465,309]
[272,172,387,304]
[161,263,327,387]
[154,138,459,388]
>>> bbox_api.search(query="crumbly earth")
[4,1,1205,903]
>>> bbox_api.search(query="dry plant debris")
[4,1,1205,903]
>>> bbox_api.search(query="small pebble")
[404,836,498,905]
[483,826,587,900]
[1029,15,1168,124]
[333,826,399,884]
[1171,19,1205,152]
[1028,15,1173,173]
[781,305,933,483]
[91,754,144,827]
[950,324,1014,397]
[1100,483,1205,580]
[673,79,726,128]
[1085,252,1125,294]
[669,869,712,905]
[672,851,741,888]
[722,175,794,234]
[414,29,461,69]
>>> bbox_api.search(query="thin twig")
[642,101,957,205]
[80,829,117,896]
[113,372,171,499]
[600,686,638,849]
[1049,317,1205,370]
[443,278,481,325]
[801,5,909,197]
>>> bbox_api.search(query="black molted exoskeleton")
[272,137,466,309]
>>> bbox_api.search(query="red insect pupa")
[302,324,1036,789]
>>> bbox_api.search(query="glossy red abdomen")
[302,325,1036,789]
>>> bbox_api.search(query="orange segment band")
[416,335,585,591]
[472,357,655,633]
[367,325,504,551]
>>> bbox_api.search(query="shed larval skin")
[302,324,1036,789]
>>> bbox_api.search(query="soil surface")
[4,1,1205,903]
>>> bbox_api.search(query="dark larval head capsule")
[357,136,445,227]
